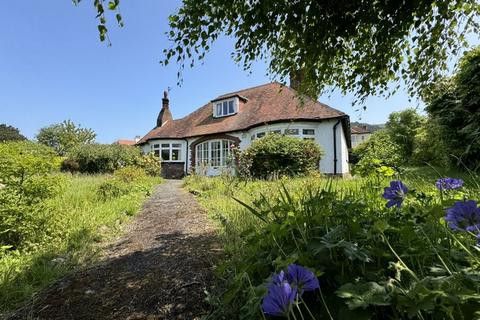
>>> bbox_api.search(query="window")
[303,129,315,135]
[214,98,237,117]
[152,142,183,162]
[285,128,299,135]
[256,132,266,138]
[195,139,234,168]
[269,130,281,134]
[304,137,315,141]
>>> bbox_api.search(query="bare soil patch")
[8,180,221,320]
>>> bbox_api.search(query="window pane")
[223,101,228,115]
[161,149,170,161]
[172,149,181,161]
[228,100,234,114]
[154,150,160,157]
[172,143,181,148]
[251,135,255,141]
[161,143,170,148]
[285,129,299,135]
[153,144,159,148]
[304,137,315,141]
[211,141,221,167]
[269,130,281,134]
[257,132,265,138]
[216,103,222,116]
[303,129,315,135]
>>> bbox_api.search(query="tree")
[385,109,426,160]
[36,120,96,156]
[0,124,27,142]
[80,1,479,100]
[423,46,480,169]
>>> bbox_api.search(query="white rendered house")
[137,83,351,178]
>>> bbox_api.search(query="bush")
[352,130,403,176]
[0,141,64,250]
[238,134,323,178]
[60,158,80,174]
[0,141,57,185]
[97,179,129,201]
[134,152,161,176]
[113,166,147,183]
[69,144,141,174]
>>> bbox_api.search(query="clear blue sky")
[0,1,476,143]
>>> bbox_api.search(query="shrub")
[97,179,129,201]
[113,166,147,183]
[0,141,57,185]
[238,134,323,178]
[134,152,161,176]
[60,158,80,174]
[352,130,403,176]
[69,144,141,174]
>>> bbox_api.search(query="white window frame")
[213,97,238,118]
[151,142,183,162]
[195,139,234,168]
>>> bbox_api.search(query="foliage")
[60,158,80,174]
[385,109,426,160]
[411,120,451,166]
[0,141,58,185]
[0,124,27,142]
[153,0,479,100]
[238,134,323,179]
[0,174,160,312]
[423,46,480,170]
[134,152,161,177]
[98,167,149,201]
[36,120,96,156]
[184,173,480,319]
[68,143,140,174]
[352,130,403,177]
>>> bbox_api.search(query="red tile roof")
[351,125,371,134]
[114,139,136,146]
[137,82,347,144]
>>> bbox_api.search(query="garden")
[0,122,162,313]
[181,47,480,319]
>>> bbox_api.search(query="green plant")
[69,143,140,174]
[184,171,480,319]
[36,120,96,156]
[60,158,80,174]
[238,134,323,179]
[0,124,27,142]
[353,130,403,177]
[134,152,161,176]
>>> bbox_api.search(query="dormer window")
[213,97,238,117]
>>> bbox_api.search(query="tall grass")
[0,174,160,313]
[184,168,480,319]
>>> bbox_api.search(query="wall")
[142,120,350,176]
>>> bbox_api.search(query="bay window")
[195,139,234,167]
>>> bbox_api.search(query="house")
[350,125,372,148]
[136,82,351,178]
[114,139,136,146]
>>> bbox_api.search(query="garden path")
[8,180,221,320]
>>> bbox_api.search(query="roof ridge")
[214,82,280,99]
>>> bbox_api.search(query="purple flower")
[286,264,319,293]
[436,178,464,191]
[382,180,408,208]
[262,282,297,316]
[445,200,480,232]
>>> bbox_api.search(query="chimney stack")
[156,90,173,127]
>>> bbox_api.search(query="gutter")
[333,119,341,175]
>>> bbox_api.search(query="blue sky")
[0,1,476,143]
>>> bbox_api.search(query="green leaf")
[336,282,391,309]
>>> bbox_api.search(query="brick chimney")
[156,90,173,127]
